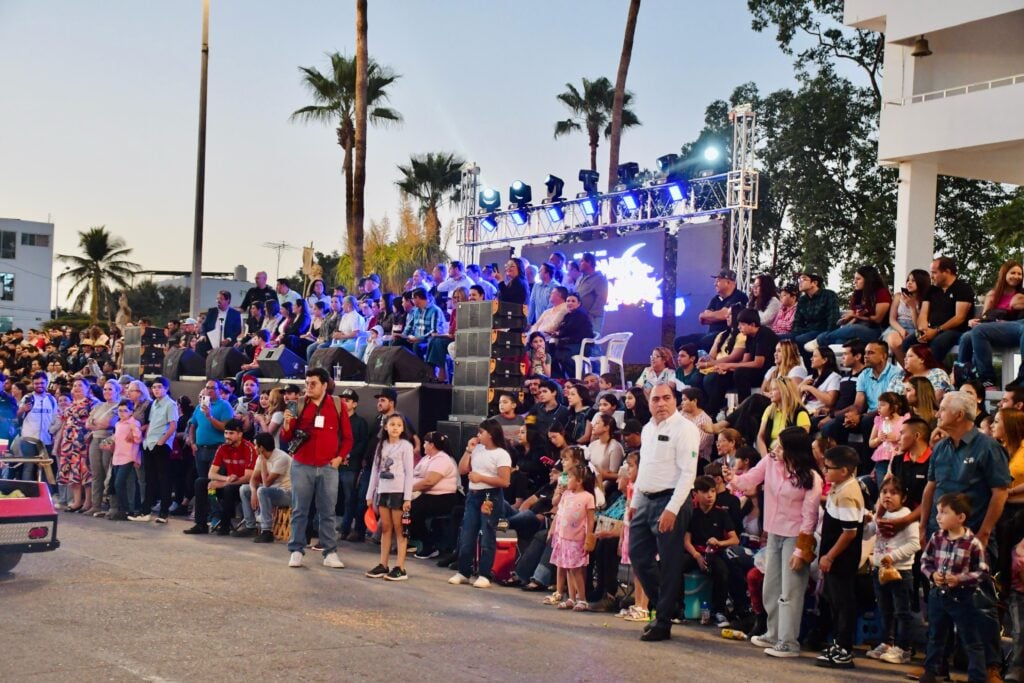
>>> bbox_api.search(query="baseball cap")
[184,317,198,325]
[282,384,301,395]
[339,388,359,401]
[711,269,737,281]
[367,273,381,284]
[374,388,398,402]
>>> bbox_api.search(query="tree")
[353,0,369,280]
[607,0,642,192]
[124,281,191,326]
[395,152,465,251]
[554,77,640,172]
[290,49,400,281]
[57,226,140,323]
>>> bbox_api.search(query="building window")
[0,231,14,259]
[0,273,12,301]
[0,316,11,333]
[20,233,50,247]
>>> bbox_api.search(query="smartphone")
[287,400,298,415]
[201,395,210,408]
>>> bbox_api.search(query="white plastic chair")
[572,332,633,387]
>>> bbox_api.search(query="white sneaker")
[128,514,152,522]
[472,576,491,588]
[92,510,107,518]
[866,642,891,660]
[288,551,304,568]
[448,573,470,585]
[765,644,800,658]
[154,517,167,524]
[804,339,819,353]
[880,646,910,665]
[322,552,345,569]
[750,634,775,648]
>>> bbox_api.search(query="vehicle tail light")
[28,527,49,540]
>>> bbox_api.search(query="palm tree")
[395,152,466,250]
[607,0,642,192]
[554,77,640,173]
[353,0,369,280]
[57,226,139,323]
[290,48,400,280]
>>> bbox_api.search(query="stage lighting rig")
[480,214,498,232]
[616,162,640,189]
[579,169,600,194]
[544,175,564,202]
[479,188,501,212]
[545,204,564,223]
[509,180,532,206]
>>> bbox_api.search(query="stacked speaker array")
[122,326,142,377]
[449,300,527,420]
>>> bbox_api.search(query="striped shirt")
[820,476,865,577]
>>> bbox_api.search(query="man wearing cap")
[674,269,749,352]
[359,273,382,305]
[180,317,200,350]
[183,418,257,535]
[575,253,609,336]
[786,272,841,351]
[338,388,372,542]
[241,270,277,313]
[276,278,302,308]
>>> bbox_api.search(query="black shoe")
[413,547,439,560]
[107,511,129,521]
[365,564,390,579]
[435,552,457,567]
[169,506,190,517]
[640,624,672,642]
[231,526,257,538]
[183,523,209,535]
[213,524,232,536]
[384,566,408,582]
[253,530,275,543]
[344,531,363,543]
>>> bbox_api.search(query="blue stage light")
[621,192,639,212]
[580,196,598,216]
[546,204,564,223]
[510,208,529,226]
[480,214,498,231]
[479,188,501,212]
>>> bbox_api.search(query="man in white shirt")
[629,381,701,642]
[529,286,569,337]
[237,432,293,542]
[17,372,58,480]
[436,260,476,294]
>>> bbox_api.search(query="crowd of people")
[5,252,1024,682]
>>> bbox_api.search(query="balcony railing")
[887,73,1024,106]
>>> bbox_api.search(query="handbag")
[583,532,596,553]
[99,436,115,453]
[878,565,902,584]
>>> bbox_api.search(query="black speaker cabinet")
[365,346,434,385]
[205,347,246,379]
[257,346,306,379]
[163,347,205,380]
[308,347,366,381]
[436,419,481,458]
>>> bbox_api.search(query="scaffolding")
[727,104,759,292]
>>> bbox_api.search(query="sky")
[0,0,808,291]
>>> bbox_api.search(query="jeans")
[337,469,356,531]
[925,586,984,682]
[825,571,857,651]
[239,483,292,530]
[306,340,328,362]
[762,533,809,651]
[507,508,544,542]
[815,324,881,347]
[113,464,134,513]
[194,445,218,479]
[142,444,172,517]
[457,488,500,579]
[288,461,339,555]
[873,568,914,649]
[901,329,962,365]
[344,467,372,537]
[963,321,1024,383]
[628,493,691,629]
[1010,591,1024,676]
[515,528,550,582]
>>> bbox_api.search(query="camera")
[287,429,310,455]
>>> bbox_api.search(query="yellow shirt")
[1010,445,1024,489]
[700,331,747,375]
[760,405,811,445]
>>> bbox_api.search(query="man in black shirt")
[526,379,569,436]
[901,256,974,362]
[549,293,594,379]
[703,308,778,418]
[339,388,371,541]
[240,271,277,312]
[675,269,749,352]
[881,417,931,521]
[681,476,740,626]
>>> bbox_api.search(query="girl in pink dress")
[617,451,650,621]
[549,464,596,611]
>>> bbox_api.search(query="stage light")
[580,195,599,217]
[667,183,687,202]
[621,192,640,212]
[656,154,679,175]
[703,146,721,162]
[480,214,498,232]
[546,204,564,223]
[579,169,600,194]
[479,188,501,212]
[509,180,532,206]
[617,162,640,188]
[510,208,529,226]
[544,175,564,201]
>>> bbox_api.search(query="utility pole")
[189,0,210,317]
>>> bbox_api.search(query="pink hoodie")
[732,454,821,538]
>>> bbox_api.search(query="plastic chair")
[572,332,632,386]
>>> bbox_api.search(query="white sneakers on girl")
[448,573,469,585]
[472,576,491,588]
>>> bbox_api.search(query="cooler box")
[683,571,712,620]
[477,537,518,582]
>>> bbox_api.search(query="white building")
[844,0,1024,281]
[149,265,252,312]
[0,218,54,331]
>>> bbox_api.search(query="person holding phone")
[187,380,234,480]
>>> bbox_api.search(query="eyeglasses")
[821,464,843,471]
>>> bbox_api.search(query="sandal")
[556,599,576,610]
[572,601,590,612]
[542,592,563,605]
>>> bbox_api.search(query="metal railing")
[890,72,1024,106]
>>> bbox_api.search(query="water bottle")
[700,601,711,625]
[721,628,746,640]
[333,363,342,381]
[401,510,411,537]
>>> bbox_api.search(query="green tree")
[395,152,465,251]
[57,226,140,323]
[124,281,191,326]
[290,50,401,280]
[554,77,640,173]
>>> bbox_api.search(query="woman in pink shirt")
[730,426,821,659]
[108,400,142,521]
[408,431,461,559]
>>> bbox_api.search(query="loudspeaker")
[365,346,435,385]
[257,346,306,379]
[123,327,142,345]
[309,347,366,381]
[450,387,490,419]
[206,347,246,379]
[436,419,480,457]
[163,347,205,380]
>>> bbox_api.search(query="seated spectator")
[889,344,953,399]
[675,344,703,389]
[960,380,992,432]
[397,288,444,359]
[760,339,809,390]
[527,379,569,436]
[332,295,365,353]
[494,392,526,446]
[905,376,939,427]
[564,384,596,445]
[529,286,569,337]
[748,274,781,328]
[704,308,778,418]
[675,268,749,352]
[955,259,1024,388]
[593,392,620,424]
[427,287,467,383]
[704,461,744,531]
[883,269,930,362]
[695,304,748,381]
[811,265,891,349]
[548,293,593,378]
[682,475,741,627]
[785,271,841,349]
[822,340,902,454]
[799,345,842,420]
[902,256,974,363]
[770,282,798,337]
[680,387,715,464]
[466,263,497,300]
[409,431,461,559]
[635,346,677,395]
[498,258,530,305]
[236,432,292,542]
[713,427,744,469]
[527,332,552,377]
[183,418,257,536]
[756,376,810,454]
[623,387,651,424]
[868,391,911,484]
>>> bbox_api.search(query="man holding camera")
[281,367,353,569]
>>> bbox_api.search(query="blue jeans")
[901,329,962,365]
[457,488,500,579]
[925,586,984,682]
[288,462,339,555]
[815,324,881,347]
[113,464,134,513]
[964,321,1024,383]
[873,568,914,649]
[194,445,218,479]
[239,484,292,530]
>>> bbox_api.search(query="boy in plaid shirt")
[919,493,988,683]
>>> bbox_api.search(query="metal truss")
[728,105,759,292]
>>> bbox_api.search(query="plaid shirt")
[920,527,988,589]
[403,303,444,339]
[792,288,841,336]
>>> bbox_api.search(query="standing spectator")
[84,379,120,516]
[338,388,371,542]
[787,272,841,349]
[364,414,416,582]
[904,256,975,363]
[628,382,701,642]
[528,262,558,325]
[58,377,97,512]
[108,399,142,521]
[281,368,353,569]
[187,380,234,485]
[677,269,750,352]
[16,372,57,479]
[498,257,530,305]
[198,290,243,357]
[240,271,277,312]
[131,377,179,523]
[575,253,609,336]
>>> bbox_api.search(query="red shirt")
[212,440,257,479]
[281,395,354,467]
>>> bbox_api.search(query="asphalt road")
[2,514,922,682]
